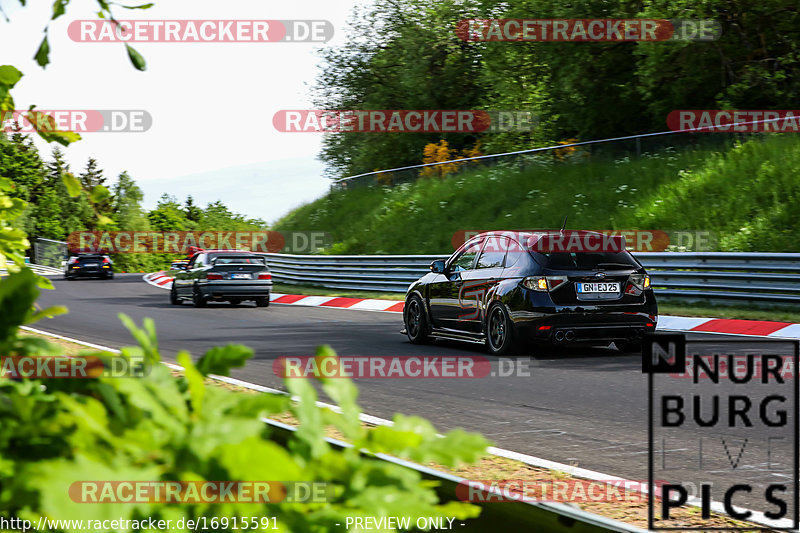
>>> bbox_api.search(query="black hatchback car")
[403,230,657,354]
[64,253,114,279]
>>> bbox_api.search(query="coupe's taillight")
[258,273,272,280]
[629,274,650,290]
[206,273,223,280]
[102,257,111,264]
[522,276,568,291]
[68,257,78,264]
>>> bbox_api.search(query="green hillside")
[274,134,800,255]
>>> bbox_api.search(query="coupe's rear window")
[537,251,638,270]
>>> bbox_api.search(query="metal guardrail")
[264,418,646,532]
[265,252,800,304]
[0,262,62,277]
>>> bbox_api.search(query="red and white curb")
[656,315,800,339]
[144,271,175,288]
[143,272,405,313]
[143,272,800,339]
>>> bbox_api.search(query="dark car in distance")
[64,253,114,280]
[170,249,272,308]
[403,230,657,355]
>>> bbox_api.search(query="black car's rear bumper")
[66,267,112,277]
[509,289,658,343]
[517,320,656,343]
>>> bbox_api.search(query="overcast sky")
[0,0,366,223]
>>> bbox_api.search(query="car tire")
[485,302,518,355]
[64,273,72,280]
[404,295,429,344]
[192,285,207,308]
[255,296,270,307]
[170,285,181,305]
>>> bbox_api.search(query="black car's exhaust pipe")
[565,330,575,341]
[554,330,565,342]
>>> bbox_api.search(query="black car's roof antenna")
[560,216,568,233]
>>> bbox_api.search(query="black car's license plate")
[577,282,619,293]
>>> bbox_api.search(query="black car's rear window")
[75,255,104,262]
[536,251,639,270]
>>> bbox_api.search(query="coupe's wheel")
[486,303,517,355]
[192,285,207,308]
[404,295,429,344]
[255,296,270,307]
[170,285,181,305]
[64,273,72,280]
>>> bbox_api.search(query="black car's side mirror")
[430,260,446,274]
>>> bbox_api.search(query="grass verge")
[275,134,800,255]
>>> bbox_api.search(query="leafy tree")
[77,158,112,221]
[202,200,266,230]
[0,131,46,240]
[0,131,44,202]
[148,194,189,232]
[184,195,202,223]
[111,171,150,232]
[315,0,487,177]
[635,0,800,119]
[44,148,94,236]
[78,157,105,190]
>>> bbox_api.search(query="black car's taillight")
[522,276,568,291]
[629,274,650,290]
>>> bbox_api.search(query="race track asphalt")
[36,274,798,515]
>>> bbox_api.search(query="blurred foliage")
[0,311,487,531]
